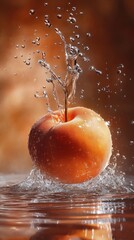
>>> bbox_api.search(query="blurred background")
[0,0,134,174]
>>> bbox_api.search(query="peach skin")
[28,107,112,183]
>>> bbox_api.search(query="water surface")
[0,169,134,240]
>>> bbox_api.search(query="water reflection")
[0,174,134,239]
[30,223,112,240]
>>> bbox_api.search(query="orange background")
[0,0,134,174]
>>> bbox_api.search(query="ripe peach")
[28,107,112,183]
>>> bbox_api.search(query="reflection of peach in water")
[30,223,112,240]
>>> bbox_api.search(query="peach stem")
[65,92,68,122]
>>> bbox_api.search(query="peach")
[28,107,112,183]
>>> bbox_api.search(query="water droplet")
[21,44,25,48]
[84,46,89,51]
[29,9,35,15]
[44,15,49,19]
[130,140,134,146]
[119,63,124,68]
[57,14,62,19]
[90,66,95,71]
[117,69,121,74]
[70,37,75,42]
[75,34,80,39]
[42,52,46,60]
[26,61,30,66]
[80,89,84,99]
[44,3,48,7]
[106,121,110,126]
[83,57,90,62]
[86,32,91,37]
[44,19,52,27]
[70,13,74,17]
[72,7,76,11]
[36,37,40,41]
[14,56,18,59]
[79,52,83,57]
[32,40,36,44]
[131,120,134,125]
[89,66,102,75]
[95,69,102,75]
[57,7,61,10]
[67,17,76,24]
[80,11,83,15]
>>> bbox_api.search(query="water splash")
[36,28,82,121]
[16,164,133,195]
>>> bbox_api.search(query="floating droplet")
[106,121,110,126]
[79,52,83,57]
[83,57,90,62]
[29,9,35,15]
[86,32,91,37]
[57,7,61,10]
[70,13,74,17]
[44,3,48,7]
[57,14,62,19]
[26,61,30,65]
[89,66,102,75]
[44,19,52,27]
[130,141,134,146]
[90,66,95,71]
[42,52,46,60]
[117,69,121,74]
[84,46,89,51]
[21,44,25,48]
[95,69,102,75]
[72,7,76,11]
[16,44,19,48]
[80,89,84,99]
[44,15,49,19]
[67,17,76,24]
[36,37,40,41]
[119,63,124,68]
[14,56,18,59]
[32,40,36,44]
[70,37,75,42]
[80,11,83,15]
[75,34,80,39]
